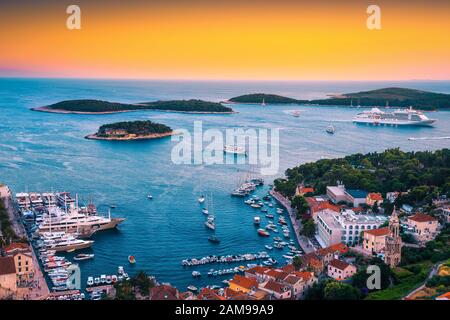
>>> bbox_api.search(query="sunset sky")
[1,0,449,80]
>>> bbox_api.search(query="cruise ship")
[353,107,436,126]
[37,207,125,237]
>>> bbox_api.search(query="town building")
[295,185,315,197]
[327,259,357,280]
[0,256,17,295]
[345,189,368,207]
[150,284,179,300]
[228,274,258,294]
[362,227,390,254]
[317,209,388,247]
[3,242,35,283]
[384,209,402,268]
[406,213,439,243]
[260,280,291,300]
[326,184,347,204]
[366,193,383,206]
[299,243,349,274]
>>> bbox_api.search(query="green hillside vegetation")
[41,99,233,113]
[96,120,172,137]
[229,93,303,104]
[274,148,450,201]
[229,88,450,110]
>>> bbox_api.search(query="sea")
[0,78,449,291]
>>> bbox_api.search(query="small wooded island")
[85,120,174,141]
[227,88,450,110]
[32,99,234,114]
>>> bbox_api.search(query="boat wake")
[408,136,450,141]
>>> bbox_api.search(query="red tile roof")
[283,275,302,285]
[318,243,349,256]
[292,271,314,281]
[265,269,289,281]
[0,256,16,276]
[224,287,251,300]
[281,264,295,273]
[262,280,289,294]
[229,275,258,290]
[329,259,350,271]
[246,266,270,275]
[367,193,383,201]
[364,227,390,237]
[150,285,179,300]
[197,288,225,300]
[408,213,438,223]
[297,186,314,195]
[3,242,30,254]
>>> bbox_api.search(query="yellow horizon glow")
[1,2,449,80]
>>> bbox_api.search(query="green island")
[85,120,174,141]
[32,99,234,114]
[228,87,450,110]
[228,93,302,104]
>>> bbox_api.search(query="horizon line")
[1,76,450,83]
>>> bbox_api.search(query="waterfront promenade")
[270,189,316,254]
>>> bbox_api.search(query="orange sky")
[0,0,449,80]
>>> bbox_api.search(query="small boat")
[198,196,205,203]
[110,205,116,209]
[261,208,268,213]
[265,245,273,250]
[106,275,112,284]
[254,216,261,225]
[265,214,274,219]
[290,110,302,117]
[74,253,94,261]
[111,275,118,283]
[100,275,106,284]
[257,229,270,237]
[326,125,335,134]
[94,277,100,285]
[187,285,198,292]
[208,235,220,244]
[250,203,261,209]
[128,255,136,264]
[202,208,209,215]
[192,271,201,277]
[87,277,94,286]
[205,217,215,230]
[147,194,153,199]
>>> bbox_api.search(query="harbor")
[1,79,449,295]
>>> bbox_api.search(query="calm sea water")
[0,78,449,291]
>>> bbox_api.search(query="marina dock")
[270,189,316,254]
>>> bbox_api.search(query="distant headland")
[85,120,174,141]
[226,88,450,110]
[32,99,235,114]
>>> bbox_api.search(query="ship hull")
[48,240,94,252]
[353,119,436,127]
[38,217,125,238]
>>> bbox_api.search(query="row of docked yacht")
[231,178,264,197]
[181,251,270,267]
[36,231,94,253]
[86,266,130,287]
[37,248,76,291]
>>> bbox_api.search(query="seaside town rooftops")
[364,227,390,237]
[150,284,179,300]
[436,291,450,300]
[345,189,368,199]
[329,259,350,271]
[408,213,438,223]
[225,287,251,300]
[246,266,270,275]
[296,186,315,195]
[229,274,258,290]
[197,288,225,300]
[0,256,16,276]
[292,271,314,281]
[265,269,289,281]
[283,275,302,285]
[262,280,289,294]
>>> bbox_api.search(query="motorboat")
[128,255,136,264]
[254,216,261,225]
[325,125,335,134]
[74,253,94,261]
[198,196,205,203]
[257,229,270,237]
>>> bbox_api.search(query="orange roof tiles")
[364,227,390,237]
[3,242,30,254]
[368,193,383,201]
[329,259,350,271]
[408,213,438,223]
[262,280,289,294]
[229,274,258,290]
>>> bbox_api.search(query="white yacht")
[353,107,436,126]
[37,207,125,237]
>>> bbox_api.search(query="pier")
[270,189,316,254]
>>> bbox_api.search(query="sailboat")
[261,98,266,107]
[206,193,220,243]
[325,125,335,134]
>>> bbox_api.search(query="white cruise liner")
[353,107,436,127]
